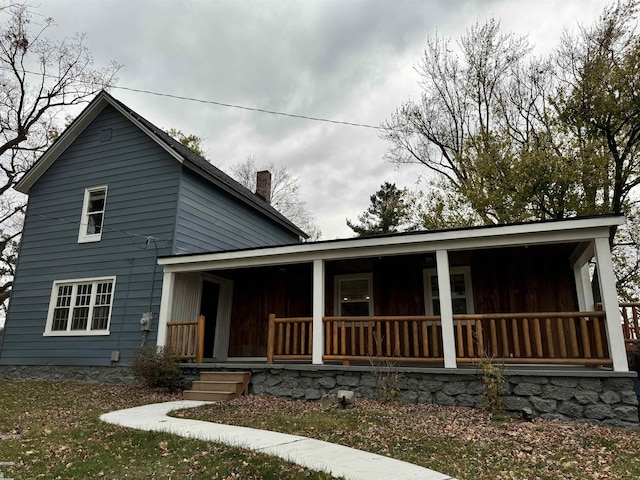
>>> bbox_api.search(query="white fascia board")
[16,92,185,194]
[104,99,185,163]
[159,217,621,273]
[16,94,111,193]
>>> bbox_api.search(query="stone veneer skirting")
[183,363,640,428]
[2,363,638,427]
[0,365,135,384]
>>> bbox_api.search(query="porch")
[157,216,631,372]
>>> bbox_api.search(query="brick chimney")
[256,170,271,203]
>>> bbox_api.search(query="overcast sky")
[39,0,608,239]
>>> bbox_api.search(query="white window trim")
[334,273,374,316]
[44,276,116,336]
[78,185,108,243]
[423,266,474,316]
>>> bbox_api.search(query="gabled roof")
[16,90,308,239]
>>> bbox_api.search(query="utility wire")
[111,85,388,131]
[0,65,392,132]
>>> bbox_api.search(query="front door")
[200,281,220,359]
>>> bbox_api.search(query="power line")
[111,85,387,131]
[0,65,390,131]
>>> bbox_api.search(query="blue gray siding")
[1,105,180,366]
[173,167,299,254]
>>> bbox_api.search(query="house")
[0,91,306,372]
[0,92,637,425]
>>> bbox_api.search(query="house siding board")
[0,105,180,366]
[174,168,298,254]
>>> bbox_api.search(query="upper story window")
[44,277,115,336]
[78,186,107,243]
[423,266,474,315]
[335,273,374,316]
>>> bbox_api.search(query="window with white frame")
[45,277,115,335]
[335,273,373,316]
[423,267,474,315]
[78,186,107,243]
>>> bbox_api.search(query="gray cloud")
[41,0,606,238]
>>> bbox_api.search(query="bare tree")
[0,3,120,312]
[230,157,321,240]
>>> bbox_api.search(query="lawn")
[0,380,337,480]
[2,380,639,480]
[179,395,640,480]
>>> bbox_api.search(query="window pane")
[51,308,69,331]
[451,274,466,296]
[452,298,468,314]
[71,307,89,330]
[75,284,92,306]
[432,300,441,316]
[341,302,370,316]
[87,213,103,234]
[88,191,105,212]
[91,306,110,330]
[430,275,439,297]
[340,279,369,301]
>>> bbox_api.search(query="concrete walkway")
[101,401,455,480]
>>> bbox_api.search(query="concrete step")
[183,390,237,401]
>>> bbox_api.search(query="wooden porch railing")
[166,315,205,363]
[266,314,313,364]
[266,311,612,366]
[620,302,640,345]
[322,316,443,363]
[453,312,611,366]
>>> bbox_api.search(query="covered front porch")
[156,216,630,372]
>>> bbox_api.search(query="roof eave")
[158,215,623,272]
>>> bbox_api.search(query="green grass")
[0,380,338,479]
[178,395,640,480]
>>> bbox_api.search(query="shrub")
[131,347,182,391]
[479,359,506,415]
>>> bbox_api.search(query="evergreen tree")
[347,182,415,237]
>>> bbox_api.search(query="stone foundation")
[0,365,135,384]
[182,363,640,428]
[3,363,637,427]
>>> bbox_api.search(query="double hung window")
[335,273,373,316]
[45,277,115,335]
[423,267,474,315]
[78,186,107,243]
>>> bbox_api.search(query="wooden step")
[191,380,245,394]
[199,371,250,383]
[184,371,251,402]
[183,390,237,401]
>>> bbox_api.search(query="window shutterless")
[78,186,107,243]
[44,277,115,336]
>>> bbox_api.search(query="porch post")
[312,259,325,365]
[593,237,628,372]
[574,262,595,311]
[156,271,175,348]
[436,250,457,368]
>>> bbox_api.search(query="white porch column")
[312,259,325,365]
[574,262,595,312]
[156,271,175,348]
[436,250,457,368]
[594,237,629,372]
